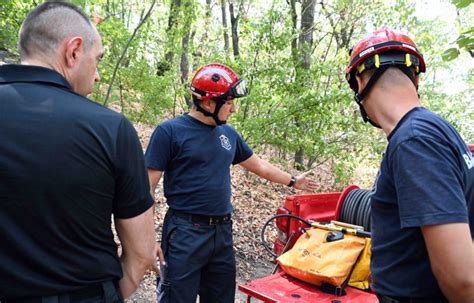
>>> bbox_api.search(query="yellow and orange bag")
[277,227,370,289]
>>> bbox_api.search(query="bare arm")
[239,154,318,191]
[147,168,166,272]
[115,206,156,298]
[148,169,163,198]
[422,223,474,303]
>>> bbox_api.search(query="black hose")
[260,214,312,258]
[340,188,372,232]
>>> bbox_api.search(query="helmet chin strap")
[194,98,227,125]
[354,65,416,129]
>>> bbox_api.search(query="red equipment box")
[238,272,378,303]
[240,185,377,302]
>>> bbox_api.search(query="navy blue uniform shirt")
[145,114,253,216]
[0,65,153,299]
[371,107,473,298]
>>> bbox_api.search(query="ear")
[201,99,214,110]
[355,73,367,94]
[64,36,84,68]
[414,74,420,87]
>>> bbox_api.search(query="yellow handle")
[331,220,364,231]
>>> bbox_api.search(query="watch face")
[288,176,296,187]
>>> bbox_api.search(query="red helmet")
[190,63,247,101]
[345,27,426,92]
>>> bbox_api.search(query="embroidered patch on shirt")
[219,134,232,150]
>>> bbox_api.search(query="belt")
[2,281,118,303]
[377,294,448,303]
[171,210,231,225]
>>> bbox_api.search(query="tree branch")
[103,0,157,106]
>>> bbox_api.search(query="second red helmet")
[345,27,426,92]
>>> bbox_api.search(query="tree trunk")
[290,0,298,62]
[157,0,182,76]
[166,0,181,62]
[298,0,315,69]
[221,0,229,52]
[293,0,315,169]
[202,0,212,47]
[180,0,194,109]
[229,1,239,58]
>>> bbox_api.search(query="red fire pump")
[238,144,474,303]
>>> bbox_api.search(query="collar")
[184,113,216,128]
[387,106,423,140]
[0,64,71,90]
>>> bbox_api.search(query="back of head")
[19,1,94,61]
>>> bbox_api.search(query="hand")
[151,242,165,275]
[293,171,319,192]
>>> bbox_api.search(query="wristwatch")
[287,175,297,187]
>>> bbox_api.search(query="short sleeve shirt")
[0,65,153,298]
[370,107,473,298]
[145,114,253,215]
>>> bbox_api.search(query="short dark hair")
[19,1,93,60]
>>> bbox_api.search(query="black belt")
[2,281,119,303]
[171,210,231,225]
[377,294,448,303]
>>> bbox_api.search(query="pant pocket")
[156,277,171,303]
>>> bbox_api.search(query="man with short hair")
[146,63,319,303]
[345,27,474,303]
[0,2,156,302]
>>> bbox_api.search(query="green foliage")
[0,0,35,52]
[1,0,472,189]
[452,0,473,9]
[442,0,473,60]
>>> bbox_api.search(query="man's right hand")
[152,242,166,275]
[115,206,156,298]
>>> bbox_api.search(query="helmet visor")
[226,79,247,99]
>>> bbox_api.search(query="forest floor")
[124,122,374,303]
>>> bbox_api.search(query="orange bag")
[277,228,366,287]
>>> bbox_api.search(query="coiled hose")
[339,188,372,232]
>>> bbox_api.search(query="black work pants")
[1,281,123,303]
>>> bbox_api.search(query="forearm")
[119,254,152,298]
[437,274,474,303]
[254,160,291,185]
[148,169,163,199]
[239,154,318,191]
[435,247,474,303]
[115,207,156,298]
[423,224,474,302]
[240,155,291,185]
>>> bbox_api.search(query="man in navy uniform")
[146,63,319,303]
[345,27,474,303]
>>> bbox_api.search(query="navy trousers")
[157,210,236,303]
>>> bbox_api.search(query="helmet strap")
[354,66,388,128]
[354,65,417,129]
[194,98,227,125]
